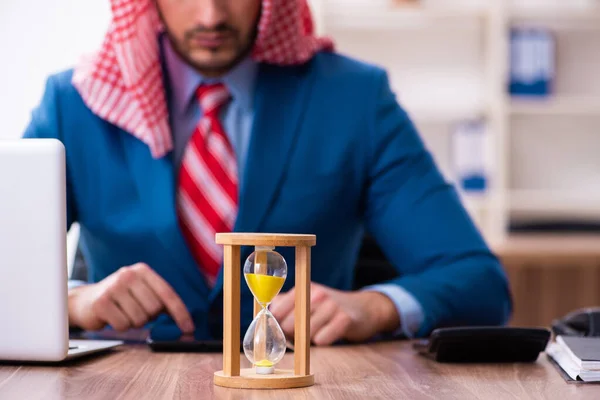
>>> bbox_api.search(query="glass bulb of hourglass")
[243,309,287,374]
[243,248,287,305]
[243,247,287,374]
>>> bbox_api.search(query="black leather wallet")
[413,326,551,363]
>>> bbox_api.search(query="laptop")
[0,139,122,361]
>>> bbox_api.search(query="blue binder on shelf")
[509,27,555,97]
[451,119,489,193]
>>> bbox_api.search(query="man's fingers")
[310,299,338,338]
[135,264,195,333]
[279,309,295,337]
[270,288,295,321]
[273,283,333,340]
[310,284,328,305]
[313,311,352,346]
[113,290,150,328]
[129,280,163,317]
[95,295,131,332]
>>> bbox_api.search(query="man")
[24,0,512,345]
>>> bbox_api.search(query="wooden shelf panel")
[408,105,485,123]
[509,96,600,116]
[323,6,487,31]
[510,6,600,30]
[511,6,600,21]
[495,233,600,258]
[509,190,600,218]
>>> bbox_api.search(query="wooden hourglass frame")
[213,233,316,389]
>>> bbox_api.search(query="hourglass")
[214,233,316,390]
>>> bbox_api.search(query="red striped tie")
[177,83,238,286]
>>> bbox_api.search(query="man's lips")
[190,32,233,48]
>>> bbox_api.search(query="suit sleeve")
[364,70,512,337]
[22,76,77,229]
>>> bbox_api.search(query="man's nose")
[195,0,227,30]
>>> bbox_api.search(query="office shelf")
[494,233,600,258]
[510,8,600,31]
[511,6,600,30]
[407,104,485,124]
[322,6,487,31]
[510,190,600,219]
[510,96,600,116]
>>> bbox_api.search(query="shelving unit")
[312,0,600,246]
[508,1,600,234]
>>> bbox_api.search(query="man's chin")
[188,50,244,76]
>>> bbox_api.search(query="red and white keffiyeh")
[72,0,334,159]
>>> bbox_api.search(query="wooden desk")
[1,341,597,399]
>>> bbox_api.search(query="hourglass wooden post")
[214,233,316,390]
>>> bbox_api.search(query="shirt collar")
[161,35,258,115]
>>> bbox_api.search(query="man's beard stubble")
[162,20,258,77]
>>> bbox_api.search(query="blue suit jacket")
[24,52,511,337]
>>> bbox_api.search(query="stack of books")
[452,119,489,194]
[547,336,600,382]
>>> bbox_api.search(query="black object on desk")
[146,321,294,354]
[552,307,600,337]
[146,322,228,353]
[147,334,226,353]
[413,326,551,363]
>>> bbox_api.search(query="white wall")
[0,1,110,271]
[0,0,110,139]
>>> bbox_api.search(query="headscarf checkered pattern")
[72,0,334,158]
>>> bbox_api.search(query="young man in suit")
[24,0,512,345]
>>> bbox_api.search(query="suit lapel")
[120,132,210,299]
[237,63,314,233]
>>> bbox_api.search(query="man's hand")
[270,282,400,346]
[68,263,194,333]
